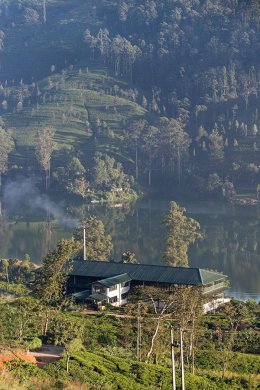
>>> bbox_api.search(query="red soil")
[0,351,37,369]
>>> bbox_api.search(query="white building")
[87,273,131,307]
[70,260,228,310]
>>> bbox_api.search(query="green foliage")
[93,152,134,192]
[73,215,113,261]
[0,281,28,296]
[5,360,48,383]
[196,350,260,375]
[0,128,14,178]
[23,337,42,351]
[163,201,204,266]
[34,238,81,307]
[0,0,259,196]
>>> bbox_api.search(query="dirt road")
[30,345,63,367]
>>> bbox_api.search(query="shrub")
[23,337,42,351]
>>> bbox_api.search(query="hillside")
[4,63,146,168]
[0,0,259,198]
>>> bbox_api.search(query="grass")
[4,62,147,170]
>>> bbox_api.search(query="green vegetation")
[0,0,259,200]
[163,201,204,267]
[73,216,113,261]
[0,291,259,389]
[0,241,258,389]
[0,0,259,388]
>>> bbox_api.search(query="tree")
[52,316,84,373]
[256,184,260,200]
[23,8,40,24]
[142,125,158,186]
[217,301,248,379]
[209,130,224,162]
[128,284,203,365]
[1,259,9,289]
[206,173,222,195]
[0,30,4,51]
[55,156,88,198]
[0,128,14,190]
[126,120,147,181]
[73,216,113,261]
[35,127,55,190]
[93,153,132,192]
[159,118,191,184]
[35,238,81,334]
[121,251,137,264]
[43,0,47,23]
[163,201,204,267]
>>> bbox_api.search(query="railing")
[203,281,227,295]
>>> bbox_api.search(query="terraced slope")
[3,63,147,170]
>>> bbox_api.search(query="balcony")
[203,280,227,295]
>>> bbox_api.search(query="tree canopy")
[163,201,204,267]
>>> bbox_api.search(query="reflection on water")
[0,197,259,300]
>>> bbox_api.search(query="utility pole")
[137,302,141,360]
[83,228,86,260]
[171,327,176,390]
[180,328,185,390]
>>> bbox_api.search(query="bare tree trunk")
[66,351,70,373]
[145,319,161,363]
[45,169,48,190]
[43,0,47,23]
[135,142,138,180]
[44,312,49,336]
[177,147,181,185]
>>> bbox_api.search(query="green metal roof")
[199,269,226,284]
[88,292,108,301]
[69,261,228,286]
[72,290,91,299]
[95,273,132,288]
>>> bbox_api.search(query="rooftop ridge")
[73,259,205,272]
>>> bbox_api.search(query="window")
[94,285,105,294]
[109,285,117,292]
[121,293,128,300]
[109,296,118,303]
[122,281,130,288]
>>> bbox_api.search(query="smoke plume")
[2,176,79,227]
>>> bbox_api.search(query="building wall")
[92,282,131,307]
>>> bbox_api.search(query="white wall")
[92,282,131,307]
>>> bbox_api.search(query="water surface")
[0,196,259,300]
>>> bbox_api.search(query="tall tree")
[209,129,224,163]
[163,201,204,267]
[159,118,191,184]
[52,315,84,373]
[43,0,47,23]
[35,238,81,334]
[35,127,55,189]
[0,128,14,190]
[74,216,113,261]
[143,125,158,186]
[126,119,147,181]
[1,259,9,289]
[129,284,203,364]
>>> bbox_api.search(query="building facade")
[69,260,228,310]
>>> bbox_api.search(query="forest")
[0,0,259,201]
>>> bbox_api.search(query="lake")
[0,194,259,301]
